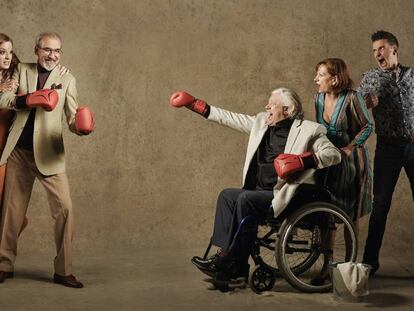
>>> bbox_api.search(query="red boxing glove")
[75,106,94,135]
[274,152,315,179]
[17,89,59,111]
[169,91,209,117]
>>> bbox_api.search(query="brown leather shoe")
[0,271,14,283]
[53,274,84,288]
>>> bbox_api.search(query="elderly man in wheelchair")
[170,87,355,292]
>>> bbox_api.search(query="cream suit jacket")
[208,105,341,218]
[0,63,79,175]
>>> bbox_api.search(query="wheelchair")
[201,183,357,294]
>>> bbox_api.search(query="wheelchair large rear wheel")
[276,202,357,293]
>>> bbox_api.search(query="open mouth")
[377,58,386,67]
[266,112,274,124]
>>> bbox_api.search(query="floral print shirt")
[358,64,414,139]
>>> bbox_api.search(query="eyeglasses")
[37,47,63,55]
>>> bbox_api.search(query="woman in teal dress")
[312,58,373,283]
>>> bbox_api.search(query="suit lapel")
[27,65,38,93]
[26,65,59,92]
[284,119,301,153]
[43,66,60,89]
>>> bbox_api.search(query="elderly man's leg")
[212,188,272,248]
[0,148,35,283]
[211,188,244,251]
[212,190,273,290]
[192,188,242,274]
[37,172,82,288]
[193,189,272,277]
[229,190,272,273]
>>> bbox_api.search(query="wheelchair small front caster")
[248,265,276,293]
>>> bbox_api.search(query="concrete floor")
[0,247,413,311]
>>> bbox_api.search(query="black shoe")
[191,255,220,277]
[362,259,379,276]
[368,262,379,276]
[53,274,84,288]
[212,271,231,292]
[192,254,236,278]
[213,269,248,292]
[231,264,250,283]
[0,271,14,284]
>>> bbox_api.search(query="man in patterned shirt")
[358,30,414,275]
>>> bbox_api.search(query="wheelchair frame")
[202,183,358,294]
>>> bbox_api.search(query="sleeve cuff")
[14,95,28,109]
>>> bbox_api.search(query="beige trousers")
[0,164,6,207]
[0,147,74,276]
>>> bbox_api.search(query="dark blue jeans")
[211,188,273,267]
[363,140,414,265]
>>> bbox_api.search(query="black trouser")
[211,188,273,268]
[363,140,414,265]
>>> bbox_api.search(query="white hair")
[270,87,304,120]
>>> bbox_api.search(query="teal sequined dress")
[315,90,373,220]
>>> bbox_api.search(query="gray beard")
[40,61,58,71]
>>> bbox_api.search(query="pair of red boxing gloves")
[15,89,94,135]
[170,90,316,179]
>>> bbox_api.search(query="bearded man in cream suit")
[170,87,341,289]
[0,32,86,288]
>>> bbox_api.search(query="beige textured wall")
[1,0,413,259]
